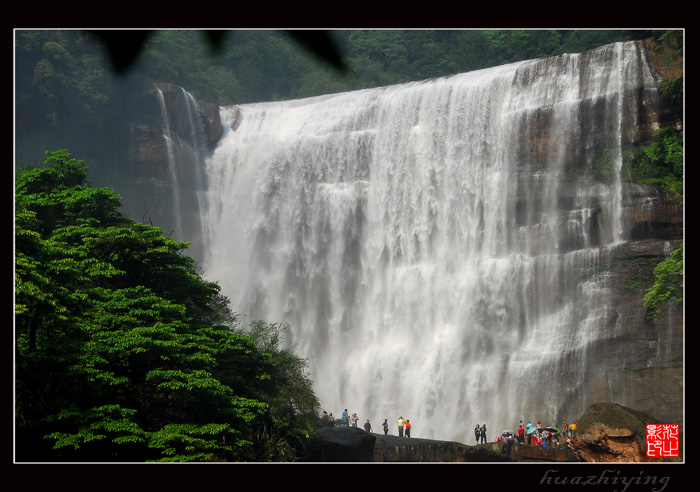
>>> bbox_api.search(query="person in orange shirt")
[405,419,412,438]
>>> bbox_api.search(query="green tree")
[643,246,683,324]
[15,150,320,462]
[245,321,320,461]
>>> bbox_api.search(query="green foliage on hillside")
[15,150,321,462]
[628,127,683,204]
[643,246,684,324]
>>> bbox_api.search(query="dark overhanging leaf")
[200,30,229,55]
[86,30,154,74]
[284,30,347,73]
[85,29,347,76]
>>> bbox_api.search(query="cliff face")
[128,82,222,171]
[516,39,683,428]
[549,189,683,427]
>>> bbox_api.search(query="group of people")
[321,410,413,437]
[321,409,579,453]
[396,416,412,437]
[490,419,580,453]
[474,424,488,444]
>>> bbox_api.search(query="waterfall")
[178,87,208,253]
[200,41,660,443]
[154,84,209,259]
[155,86,183,237]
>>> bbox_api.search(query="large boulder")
[574,402,682,462]
[307,427,376,462]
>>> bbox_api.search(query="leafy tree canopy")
[15,150,321,462]
[643,246,683,324]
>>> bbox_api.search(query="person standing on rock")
[480,424,487,444]
[364,419,372,432]
[397,416,406,437]
[405,419,412,438]
[342,409,349,426]
[501,433,514,456]
[517,422,525,444]
[382,419,389,435]
[475,424,481,444]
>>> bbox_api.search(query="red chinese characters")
[646,424,679,457]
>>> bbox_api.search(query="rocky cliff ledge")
[307,403,681,463]
[307,426,578,462]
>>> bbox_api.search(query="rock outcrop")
[307,426,376,462]
[574,402,682,462]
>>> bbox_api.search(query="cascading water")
[200,41,660,444]
[155,86,183,236]
[154,84,209,259]
[177,87,208,256]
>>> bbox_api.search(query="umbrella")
[526,426,538,435]
[502,429,515,435]
[544,427,559,433]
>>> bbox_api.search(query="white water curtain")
[200,41,658,443]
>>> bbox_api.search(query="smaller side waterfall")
[177,87,209,251]
[150,84,210,259]
[155,86,184,237]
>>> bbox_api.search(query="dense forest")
[15,150,325,462]
[14,29,683,462]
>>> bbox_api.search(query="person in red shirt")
[517,422,525,444]
[405,419,412,438]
